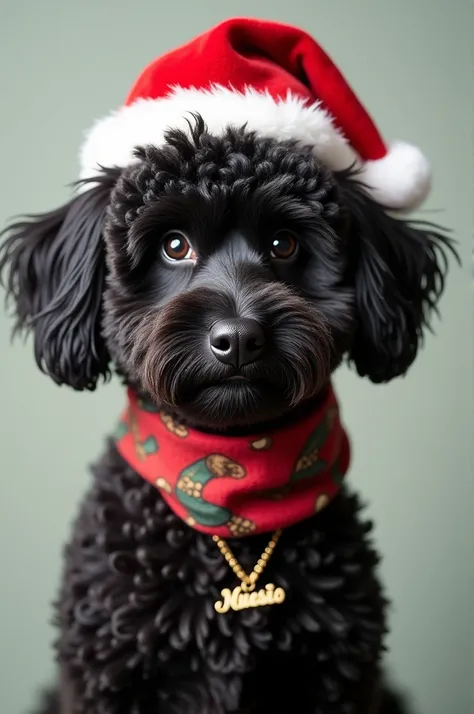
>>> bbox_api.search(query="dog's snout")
[209,318,265,369]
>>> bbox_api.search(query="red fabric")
[125,17,387,162]
[114,384,350,538]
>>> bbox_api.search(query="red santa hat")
[79,17,431,212]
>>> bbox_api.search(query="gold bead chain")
[212,528,282,593]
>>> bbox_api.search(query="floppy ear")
[0,168,120,390]
[339,175,457,383]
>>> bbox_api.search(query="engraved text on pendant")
[214,583,286,614]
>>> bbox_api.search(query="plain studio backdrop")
[0,2,472,713]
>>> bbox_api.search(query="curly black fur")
[56,443,386,714]
[0,117,456,713]
[0,169,121,390]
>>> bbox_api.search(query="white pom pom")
[359,141,432,212]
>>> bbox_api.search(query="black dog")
[0,119,454,714]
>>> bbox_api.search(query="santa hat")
[79,17,431,212]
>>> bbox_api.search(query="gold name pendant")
[215,582,286,614]
[212,529,286,615]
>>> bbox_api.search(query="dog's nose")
[209,319,265,368]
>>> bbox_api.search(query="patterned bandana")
[114,384,350,538]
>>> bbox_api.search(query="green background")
[0,2,472,713]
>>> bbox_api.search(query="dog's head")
[0,119,454,428]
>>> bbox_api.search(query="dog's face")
[0,119,453,429]
[103,124,354,427]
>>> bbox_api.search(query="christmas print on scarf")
[114,384,350,538]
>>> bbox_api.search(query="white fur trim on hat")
[79,86,354,180]
[78,85,430,211]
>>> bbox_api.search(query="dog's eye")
[270,230,299,260]
[162,232,196,262]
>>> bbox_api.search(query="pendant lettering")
[214,582,286,614]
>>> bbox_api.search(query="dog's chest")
[56,444,386,712]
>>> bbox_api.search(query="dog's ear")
[339,175,457,383]
[0,168,120,390]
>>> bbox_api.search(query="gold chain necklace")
[213,529,286,614]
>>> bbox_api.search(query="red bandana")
[114,385,350,538]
